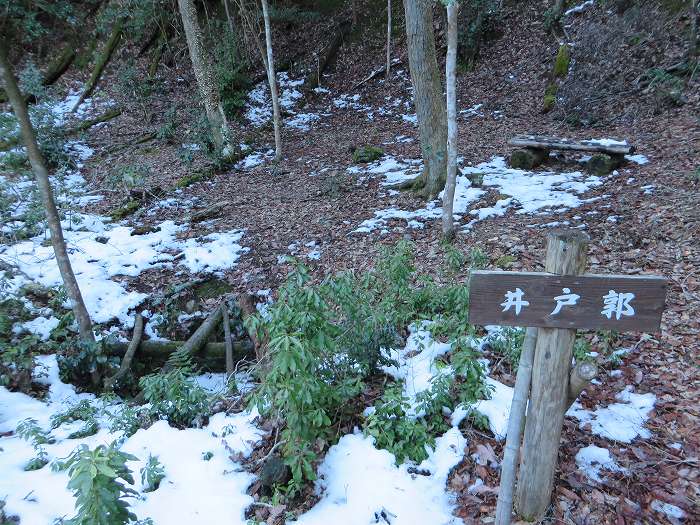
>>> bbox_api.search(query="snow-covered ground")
[0,91,249,332]
[0,356,263,525]
[353,156,604,233]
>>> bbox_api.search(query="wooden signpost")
[467,230,667,523]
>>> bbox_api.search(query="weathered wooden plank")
[468,270,666,331]
[509,134,635,155]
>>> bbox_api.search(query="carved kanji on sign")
[468,271,667,331]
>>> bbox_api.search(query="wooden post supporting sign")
[468,229,667,523]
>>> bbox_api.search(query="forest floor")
[1,1,698,524]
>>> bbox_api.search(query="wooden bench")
[508,134,636,174]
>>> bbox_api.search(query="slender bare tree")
[403,0,447,199]
[386,0,392,80]
[0,41,95,345]
[177,0,232,156]
[441,0,459,239]
[261,0,282,160]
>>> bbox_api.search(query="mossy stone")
[110,200,140,220]
[553,44,570,78]
[509,148,547,170]
[587,153,622,176]
[352,146,383,164]
[543,94,556,112]
[176,168,214,188]
[260,454,291,489]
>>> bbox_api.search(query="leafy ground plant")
[58,442,142,525]
[16,418,54,471]
[139,367,211,428]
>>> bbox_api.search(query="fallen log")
[68,107,122,134]
[304,21,352,92]
[72,16,125,112]
[43,45,76,86]
[162,305,224,372]
[352,58,404,90]
[190,201,230,223]
[104,313,144,392]
[106,339,253,363]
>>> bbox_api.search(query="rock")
[260,454,291,489]
[587,153,623,176]
[509,148,547,170]
[94,236,109,244]
[352,145,383,164]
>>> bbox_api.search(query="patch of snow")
[401,113,418,125]
[236,149,274,169]
[1,219,247,324]
[625,154,649,165]
[382,322,452,414]
[650,500,686,520]
[293,428,465,525]
[565,1,594,16]
[286,112,320,131]
[0,355,264,524]
[567,386,656,443]
[17,316,60,341]
[575,445,626,482]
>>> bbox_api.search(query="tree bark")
[177,0,230,155]
[261,0,282,161]
[690,0,699,62]
[494,327,538,525]
[403,0,447,199]
[0,41,95,347]
[441,1,459,240]
[386,0,392,80]
[516,230,589,520]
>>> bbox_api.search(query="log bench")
[508,134,636,175]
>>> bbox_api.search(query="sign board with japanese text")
[468,270,667,331]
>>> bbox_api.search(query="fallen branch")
[304,21,352,92]
[104,313,144,392]
[190,201,230,223]
[352,58,404,90]
[68,107,122,134]
[162,305,224,372]
[72,16,125,112]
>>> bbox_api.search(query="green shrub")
[16,418,54,471]
[139,368,211,428]
[0,336,38,393]
[57,338,119,391]
[250,242,487,492]
[140,454,165,492]
[59,442,140,525]
[51,400,98,429]
[107,404,153,439]
[486,327,524,371]
[364,384,434,464]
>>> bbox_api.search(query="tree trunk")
[177,0,230,155]
[0,41,95,347]
[223,0,236,37]
[162,305,224,372]
[403,0,447,199]
[386,0,392,80]
[441,1,459,240]
[690,0,699,62]
[261,0,282,161]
